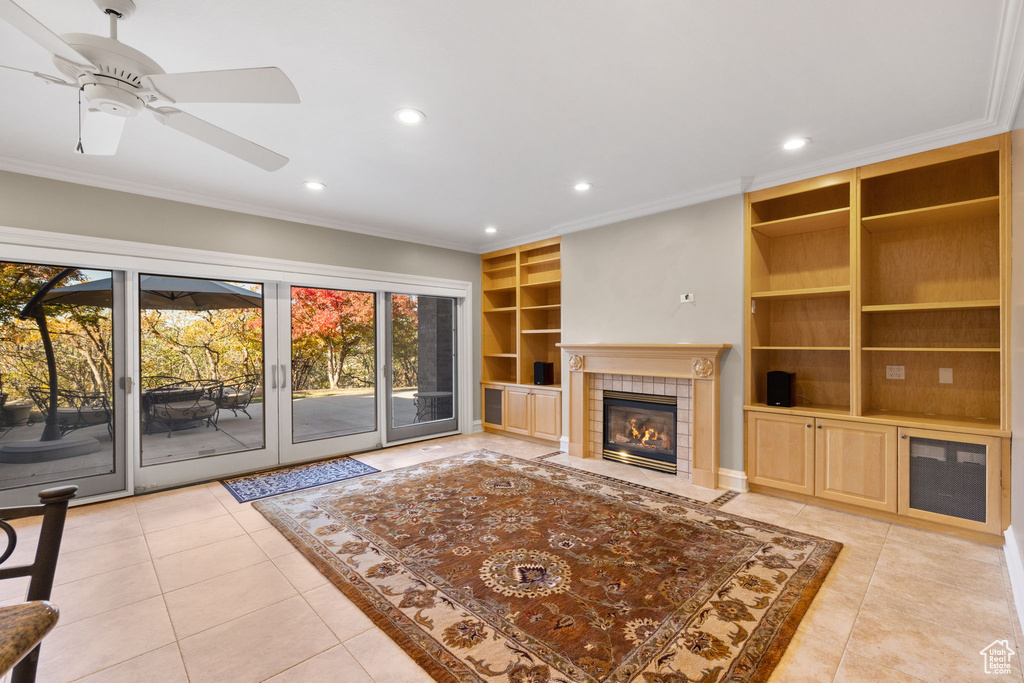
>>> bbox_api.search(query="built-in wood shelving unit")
[743,134,1011,542]
[481,237,562,385]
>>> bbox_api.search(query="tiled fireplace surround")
[589,374,693,477]
[558,343,730,489]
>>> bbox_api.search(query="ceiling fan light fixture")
[783,137,810,151]
[303,180,326,191]
[394,108,425,125]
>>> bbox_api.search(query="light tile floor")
[1,432,1020,682]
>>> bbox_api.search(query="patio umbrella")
[44,275,262,310]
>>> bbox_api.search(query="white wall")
[1009,130,1024,559]
[561,195,746,471]
[0,170,483,420]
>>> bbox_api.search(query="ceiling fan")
[0,0,300,170]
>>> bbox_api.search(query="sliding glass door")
[279,285,379,463]
[133,274,279,492]
[0,261,127,505]
[385,293,458,441]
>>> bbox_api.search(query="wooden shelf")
[862,196,998,234]
[521,304,561,311]
[751,207,850,237]
[862,409,1001,431]
[752,346,849,351]
[862,300,999,313]
[520,280,560,290]
[483,353,516,358]
[482,264,516,274]
[521,329,561,334]
[521,254,560,266]
[483,306,516,313]
[751,285,850,301]
[746,403,851,417]
[863,347,1000,353]
[483,284,516,293]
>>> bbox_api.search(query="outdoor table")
[413,391,453,422]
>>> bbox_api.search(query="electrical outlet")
[680,293,695,304]
[939,367,953,384]
[885,365,905,380]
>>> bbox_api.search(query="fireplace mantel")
[557,343,731,489]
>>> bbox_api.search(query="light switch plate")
[939,367,953,384]
[885,365,905,380]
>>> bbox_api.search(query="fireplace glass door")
[603,391,677,473]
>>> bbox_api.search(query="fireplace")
[603,391,678,474]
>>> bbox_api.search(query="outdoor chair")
[27,388,112,438]
[215,373,260,419]
[0,485,77,683]
[140,375,185,391]
[144,379,221,437]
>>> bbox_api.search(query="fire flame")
[629,419,666,449]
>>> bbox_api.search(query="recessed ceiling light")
[484,226,498,234]
[574,181,592,192]
[394,108,425,125]
[303,180,326,190]
[783,137,810,151]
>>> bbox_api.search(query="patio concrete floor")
[0,391,426,490]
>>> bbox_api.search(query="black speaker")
[766,371,795,407]
[534,361,554,385]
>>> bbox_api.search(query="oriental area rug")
[254,451,841,683]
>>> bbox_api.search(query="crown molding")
[0,155,478,254]
[990,0,1024,129]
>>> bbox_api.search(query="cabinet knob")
[805,424,812,428]
[817,424,823,429]
[901,434,908,439]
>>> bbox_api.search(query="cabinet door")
[897,427,1003,535]
[505,387,532,436]
[747,412,815,494]
[481,384,505,429]
[815,419,897,512]
[531,389,561,442]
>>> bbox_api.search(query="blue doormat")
[220,456,379,503]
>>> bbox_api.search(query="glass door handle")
[280,364,288,389]
[271,365,278,390]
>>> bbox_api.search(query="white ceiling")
[1,0,1022,253]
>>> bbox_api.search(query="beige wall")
[0,170,482,420]
[1011,130,1024,555]
[561,195,746,471]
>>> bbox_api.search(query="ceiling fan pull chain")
[76,87,84,154]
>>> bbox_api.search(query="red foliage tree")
[290,288,375,390]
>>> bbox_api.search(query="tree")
[290,288,375,390]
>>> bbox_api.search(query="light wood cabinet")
[743,134,1011,542]
[481,238,562,444]
[815,419,897,512]
[480,382,561,443]
[746,412,815,494]
[505,386,532,436]
[897,427,1002,535]
[531,388,562,441]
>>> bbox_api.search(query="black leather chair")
[0,485,77,683]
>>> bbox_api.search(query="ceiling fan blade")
[78,108,125,155]
[151,107,288,171]
[0,0,91,67]
[144,67,300,104]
